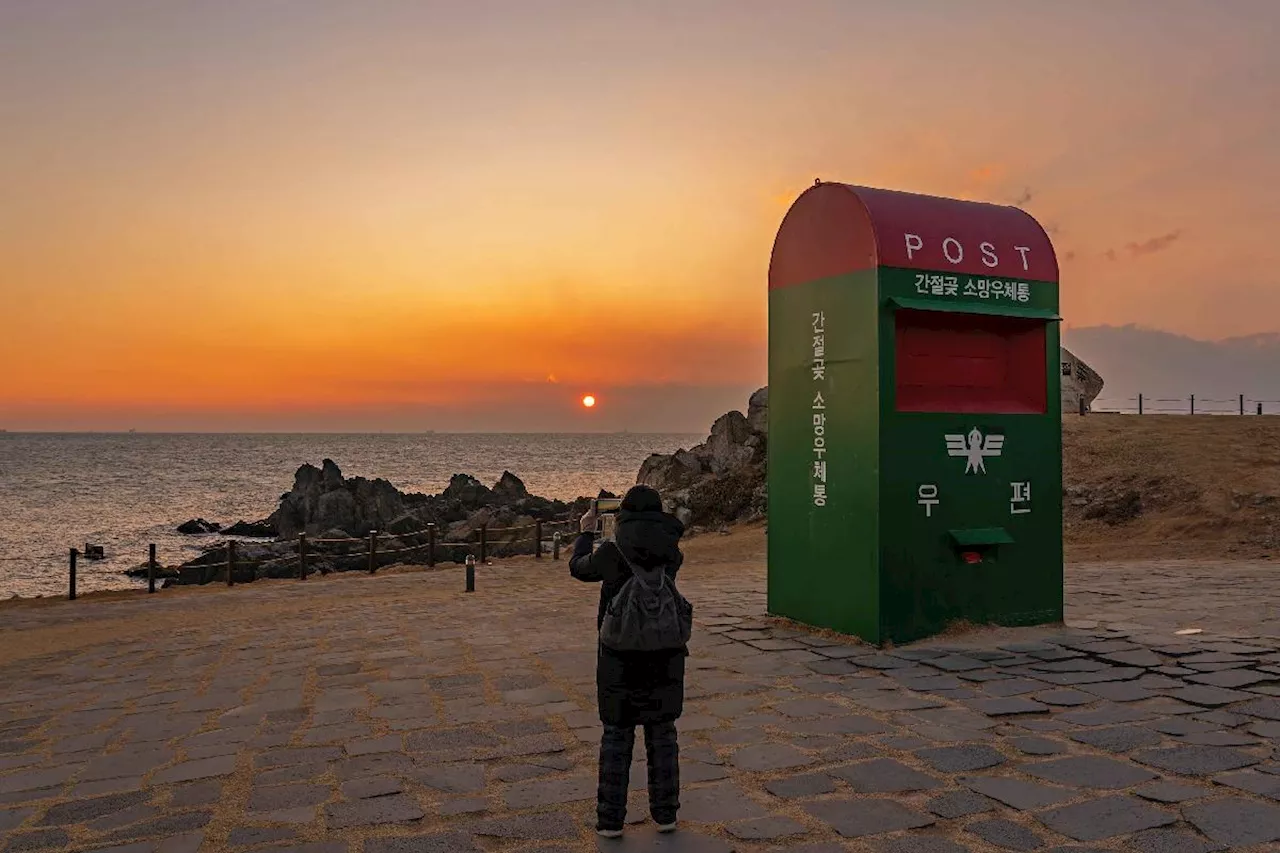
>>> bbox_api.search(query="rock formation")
[1061,347,1104,412]
[176,518,221,535]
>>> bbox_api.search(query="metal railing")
[1080,394,1280,415]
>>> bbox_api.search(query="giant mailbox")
[767,183,1062,645]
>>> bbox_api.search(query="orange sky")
[3,1,1279,431]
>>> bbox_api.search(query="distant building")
[1061,347,1104,412]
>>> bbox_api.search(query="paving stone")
[363,832,478,852]
[151,755,237,785]
[468,812,580,840]
[966,818,1042,851]
[1212,769,1280,798]
[928,655,989,673]
[1182,796,1280,846]
[1162,686,1255,707]
[0,765,79,794]
[255,762,329,786]
[1235,697,1280,720]
[3,828,71,851]
[1068,725,1165,752]
[1124,827,1224,853]
[802,798,934,837]
[854,655,915,670]
[0,806,34,832]
[436,797,488,816]
[829,758,943,793]
[970,698,1049,717]
[925,789,996,819]
[36,790,149,825]
[99,811,212,843]
[1149,717,1218,735]
[961,776,1076,810]
[787,715,889,736]
[1058,704,1154,726]
[852,694,945,712]
[326,794,424,829]
[729,742,814,772]
[1134,779,1212,802]
[1024,755,1156,789]
[981,678,1045,697]
[1078,681,1152,702]
[678,783,767,822]
[908,708,998,730]
[168,780,222,808]
[1134,745,1261,775]
[84,802,159,832]
[345,736,401,757]
[502,775,593,809]
[764,773,835,799]
[873,839,971,853]
[913,744,1006,773]
[726,816,807,840]
[1033,689,1094,707]
[1008,736,1067,755]
[226,826,298,847]
[1036,794,1175,841]
[247,783,330,811]
[412,763,486,794]
[1187,669,1275,688]
[1179,730,1262,746]
[341,776,402,799]
[592,826,735,851]
[1099,649,1164,668]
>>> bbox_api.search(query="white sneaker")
[597,828,623,839]
[657,822,677,833]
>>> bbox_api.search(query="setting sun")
[582,395,596,408]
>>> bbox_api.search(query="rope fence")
[66,517,581,601]
[1079,393,1280,416]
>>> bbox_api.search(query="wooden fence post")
[1138,393,1144,415]
[535,521,543,559]
[479,525,487,564]
[148,543,156,594]
[465,554,475,592]
[1259,402,1265,416]
[368,530,378,574]
[68,548,77,601]
[553,532,561,561]
[1240,394,1245,415]
[226,541,235,587]
[427,524,436,568]
[1078,397,1086,416]
[299,533,308,580]
[1190,394,1195,415]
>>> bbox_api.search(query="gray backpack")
[599,552,693,652]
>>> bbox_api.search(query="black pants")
[597,721,679,830]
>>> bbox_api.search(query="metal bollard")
[465,555,475,592]
[1078,396,1086,416]
[553,532,561,561]
[148,543,157,594]
[68,548,77,601]
[226,541,235,587]
[299,533,308,580]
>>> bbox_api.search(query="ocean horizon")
[0,431,699,599]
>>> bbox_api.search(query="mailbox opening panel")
[768,183,1063,645]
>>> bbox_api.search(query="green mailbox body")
[767,183,1063,645]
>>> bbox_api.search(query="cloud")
[1124,230,1183,257]
[1102,230,1184,262]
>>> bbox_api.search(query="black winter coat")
[570,511,687,727]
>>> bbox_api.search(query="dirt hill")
[1064,414,1280,560]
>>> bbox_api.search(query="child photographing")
[570,485,692,838]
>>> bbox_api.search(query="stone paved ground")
[1,537,1279,853]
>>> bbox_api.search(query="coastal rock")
[177,518,221,535]
[747,386,768,434]
[702,411,754,475]
[223,519,277,538]
[269,459,406,539]
[441,474,493,508]
[493,471,530,503]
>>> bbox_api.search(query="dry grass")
[1064,414,1280,560]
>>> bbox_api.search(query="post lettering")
[980,242,998,268]
[942,237,963,264]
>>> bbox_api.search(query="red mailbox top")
[769,183,1058,289]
